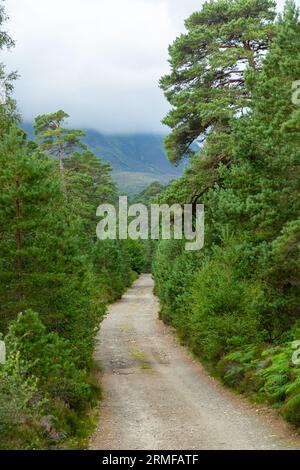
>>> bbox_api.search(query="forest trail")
[90,274,300,450]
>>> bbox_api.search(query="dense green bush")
[125,239,147,275]
[0,349,45,450]
[154,240,266,361]
[153,240,200,341]
[189,246,265,362]
[283,394,300,425]
[92,239,143,303]
[6,311,99,410]
[0,310,100,449]
[215,333,300,426]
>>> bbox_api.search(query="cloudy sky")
[1,0,292,134]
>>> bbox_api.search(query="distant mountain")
[22,123,183,194]
[81,130,183,194]
[81,130,180,174]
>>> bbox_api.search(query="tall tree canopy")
[160,0,276,165]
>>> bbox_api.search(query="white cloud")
[1,0,202,133]
[1,0,295,133]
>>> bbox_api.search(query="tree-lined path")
[90,275,300,450]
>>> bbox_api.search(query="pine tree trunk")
[243,41,256,70]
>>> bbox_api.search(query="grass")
[130,347,153,370]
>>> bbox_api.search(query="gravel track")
[90,274,300,450]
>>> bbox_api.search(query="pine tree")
[0,127,102,361]
[65,149,116,238]
[0,127,61,328]
[34,110,85,175]
[215,0,300,241]
[154,0,300,354]
[160,0,276,165]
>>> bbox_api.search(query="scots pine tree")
[160,0,276,165]
[65,149,116,238]
[0,127,102,361]
[34,110,85,175]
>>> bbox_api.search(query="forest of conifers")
[1,0,300,450]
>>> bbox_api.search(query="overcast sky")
[1,0,292,134]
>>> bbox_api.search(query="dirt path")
[90,274,300,450]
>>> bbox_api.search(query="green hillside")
[22,124,183,193]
